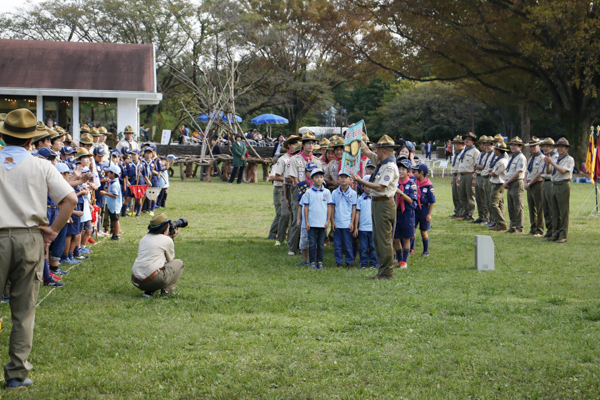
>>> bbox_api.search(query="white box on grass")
[475,235,494,271]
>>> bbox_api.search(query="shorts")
[80,220,92,231]
[109,212,120,222]
[300,225,309,250]
[67,214,81,236]
[394,208,415,239]
[415,218,431,231]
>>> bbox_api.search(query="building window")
[43,97,72,130]
[0,96,36,115]
[79,98,118,134]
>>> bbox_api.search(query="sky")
[0,0,40,15]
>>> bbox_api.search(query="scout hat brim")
[494,144,510,152]
[0,109,39,139]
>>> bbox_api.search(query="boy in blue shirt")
[296,162,318,266]
[331,171,357,268]
[412,163,436,257]
[303,169,333,269]
[395,159,417,269]
[353,177,379,268]
[100,165,123,241]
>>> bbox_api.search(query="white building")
[0,39,162,141]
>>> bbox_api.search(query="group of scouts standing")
[450,133,574,243]
[267,132,436,279]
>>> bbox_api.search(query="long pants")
[542,180,554,236]
[358,231,378,266]
[0,228,44,381]
[490,183,506,227]
[228,166,245,184]
[451,174,461,216]
[131,259,185,293]
[484,176,493,222]
[507,180,524,231]
[475,175,489,221]
[288,186,300,253]
[308,228,325,264]
[550,181,570,240]
[372,198,396,277]
[527,181,544,234]
[334,228,354,265]
[269,187,283,238]
[277,185,291,242]
[459,174,476,218]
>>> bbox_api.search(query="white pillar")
[36,95,43,122]
[72,96,80,141]
[117,98,139,141]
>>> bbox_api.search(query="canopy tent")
[198,112,242,123]
[299,126,348,139]
[251,114,289,124]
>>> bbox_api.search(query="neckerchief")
[477,152,485,165]
[299,151,313,184]
[507,151,522,171]
[370,156,395,183]
[489,153,505,168]
[453,148,464,167]
[132,160,141,184]
[335,157,342,175]
[311,185,323,192]
[416,177,432,209]
[142,159,153,179]
[396,176,410,212]
[337,185,353,204]
[359,154,368,177]
[541,150,557,173]
[552,152,569,176]
[459,145,475,161]
[0,146,32,171]
[527,151,542,173]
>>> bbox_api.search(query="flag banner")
[585,133,595,178]
[340,120,364,177]
[594,135,600,184]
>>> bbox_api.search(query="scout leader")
[353,135,400,280]
[450,135,465,219]
[523,137,545,236]
[488,141,510,231]
[473,135,493,224]
[324,136,345,190]
[545,137,574,243]
[485,134,505,227]
[539,138,557,238]
[456,132,480,221]
[503,137,527,233]
[116,125,141,154]
[286,132,323,256]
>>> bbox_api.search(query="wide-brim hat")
[508,136,524,146]
[329,137,345,148]
[283,134,300,147]
[98,126,108,135]
[554,137,571,147]
[372,134,399,148]
[74,147,92,159]
[493,134,504,142]
[0,109,39,139]
[539,137,555,146]
[451,135,465,144]
[90,127,101,137]
[301,131,317,142]
[148,213,169,229]
[494,142,510,152]
[462,132,477,142]
[319,138,330,147]
[80,124,90,133]
[361,133,371,143]
[525,136,540,146]
[479,135,492,143]
[33,122,51,142]
[124,125,135,133]
[79,133,94,144]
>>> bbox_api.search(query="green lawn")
[2,176,600,399]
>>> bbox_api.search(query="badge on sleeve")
[384,175,390,181]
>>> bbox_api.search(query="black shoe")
[462,217,474,222]
[421,251,430,257]
[471,218,483,224]
[111,236,120,241]
[160,290,171,297]
[143,291,154,298]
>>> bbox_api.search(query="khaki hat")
[462,132,477,142]
[301,131,317,142]
[494,141,510,152]
[313,144,322,154]
[479,135,492,143]
[554,137,571,148]
[372,134,399,148]
[451,135,465,144]
[149,213,169,228]
[80,124,90,133]
[361,133,371,143]
[329,136,345,148]
[79,133,94,144]
[284,134,300,147]
[319,138,330,147]
[98,126,108,135]
[539,137,555,146]
[74,147,92,159]
[90,127,101,137]
[32,121,51,143]
[0,109,39,139]
[525,136,540,146]
[55,126,65,134]
[508,136,524,146]
[493,134,504,142]
[124,125,135,133]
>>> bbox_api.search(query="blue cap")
[310,168,325,178]
[61,146,77,155]
[121,147,131,155]
[399,159,412,170]
[31,150,39,157]
[166,154,177,160]
[55,163,73,174]
[93,147,106,156]
[143,147,153,153]
[111,149,121,156]
[130,149,141,155]
[412,163,429,175]
[106,165,121,175]
[338,170,352,178]
[306,161,317,171]
[38,147,58,159]
[365,159,375,168]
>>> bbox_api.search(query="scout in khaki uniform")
[270,136,298,245]
[504,137,527,233]
[523,137,545,236]
[0,109,77,389]
[353,135,400,279]
[450,135,465,218]
[287,132,323,255]
[324,136,344,190]
[457,132,480,221]
[116,125,141,153]
[473,136,492,224]
[488,141,509,231]
[539,138,557,238]
[486,134,505,226]
[546,137,574,243]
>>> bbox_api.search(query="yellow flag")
[586,134,595,180]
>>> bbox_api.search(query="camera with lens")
[169,218,188,236]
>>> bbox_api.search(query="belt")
[372,196,393,201]
[543,178,552,181]
[452,172,458,176]
[47,205,58,209]
[131,269,159,283]
[0,227,42,235]
[482,175,490,178]
[460,172,474,176]
[553,180,569,185]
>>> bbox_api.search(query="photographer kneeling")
[131,213,186,298]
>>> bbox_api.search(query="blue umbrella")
[251,114,289,124]
[198,112,242,123]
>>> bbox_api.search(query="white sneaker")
[287,251,295,256]
[275,241,281,246]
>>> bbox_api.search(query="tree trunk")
[519,102,531,156]
[559,113,594,167]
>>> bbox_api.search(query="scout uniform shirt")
[458,145,480,173]
[526,151,545,183]
[271,152,291,188]
[451,148,463,175]
[141,158,157,186]
[324,158,341,183]
[540,150,558,180]
[116,139,141,154]
[489,154,508,184]
[126,160,142,185]
[415,180,436,220]
[551,153,575,181]
[287,152,323,183]
[368,154,400,198]
[505,152,527,181]
[480,150,494,177]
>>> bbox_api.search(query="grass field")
[2,175,600,399]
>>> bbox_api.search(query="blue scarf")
[489,153,506,168]
[527,151,542,173]
[506,151,522,171]
[459,145,475,162]
[369,156,395,183]
[0,146,32,171]
[552,153,569,176]
[541,150,557,173]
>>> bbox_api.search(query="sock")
[395,249,402,263]
[150,200,156,211]
[162,192,167,207]
[135,203,141,214]
[60,253,68,261]
[410,237,415,251]
[73,247,80,257]
[402,250,409,263]
[68,252,73,259]
[423,238,429,253]
[43,259,51,281]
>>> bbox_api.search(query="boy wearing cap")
[394,159,417,268]
[450,136,465,219]
[412,163,435,257]
[540,138,557,237]
[303,169,333,269]
[504,137,527,233]
[524,137,545,236]
[100,165,123,241]
[141,148,157,215]
[457,132,480,221]
[124,149,143,217]
[546,138,574,243]
[489,142,510,231]
[331,171,357,268]
[354,176,379,268]
[295,162,317,266]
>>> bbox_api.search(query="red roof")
[0,39,156,92]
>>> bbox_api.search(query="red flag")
[594,139,600,183]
